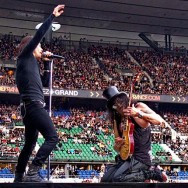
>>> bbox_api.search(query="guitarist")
[101,86,167,182]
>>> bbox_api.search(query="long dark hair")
[107,94,129,137]
[17,36,33,56]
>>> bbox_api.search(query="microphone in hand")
[42,51,64,59]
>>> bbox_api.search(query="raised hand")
[53,4,65,17]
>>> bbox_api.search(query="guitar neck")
[128,72,142,107]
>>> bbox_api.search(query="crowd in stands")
[0,67,15,86]
[88,45,143,92]
[162,111,188,135]
[0,34,187,95]
[0,127,23,158]
[0,33,19,61]
[131,50,188,96]
[167,137,188,162]
[0,102,187,163]
[150,109,188,162]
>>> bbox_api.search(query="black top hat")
[103,86,128,108]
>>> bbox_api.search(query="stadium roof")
[1,0,188,39]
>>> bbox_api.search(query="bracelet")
[138,111,144,119]
[44,70,50,72]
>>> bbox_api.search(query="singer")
[14,4,65,183]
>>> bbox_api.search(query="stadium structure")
[0,0,188,187]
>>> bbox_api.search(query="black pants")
[101,156,149,182]
[16,101,58,173]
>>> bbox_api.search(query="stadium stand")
[0,33,188,183]
[0,34,187,95]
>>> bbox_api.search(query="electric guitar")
[119,72,142,160]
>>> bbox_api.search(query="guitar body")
[120,119,135,160]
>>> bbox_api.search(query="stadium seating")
[0,168,14,178]
[77,170,99,179]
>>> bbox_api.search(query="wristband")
[138,111,144,119]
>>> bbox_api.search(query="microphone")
[42,52,64,59]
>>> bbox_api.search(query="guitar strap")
[117,121,122,138]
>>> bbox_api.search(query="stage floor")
[0,183,187,188]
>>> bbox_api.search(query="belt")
[20,100,46,107]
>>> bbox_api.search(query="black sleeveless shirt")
[131,117,152,166]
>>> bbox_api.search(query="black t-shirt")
[131,117,152,166]
[16,14,55,102]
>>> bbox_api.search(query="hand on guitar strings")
[114,137,125,151]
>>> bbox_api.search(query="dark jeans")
[101,156,149,182]
[16,101,58,173]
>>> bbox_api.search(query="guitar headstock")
[132,72,142,85]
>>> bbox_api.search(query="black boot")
[14,172,24,183]
[143,168,167,182]
[113,168,168,183]
[23,164,44,182]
